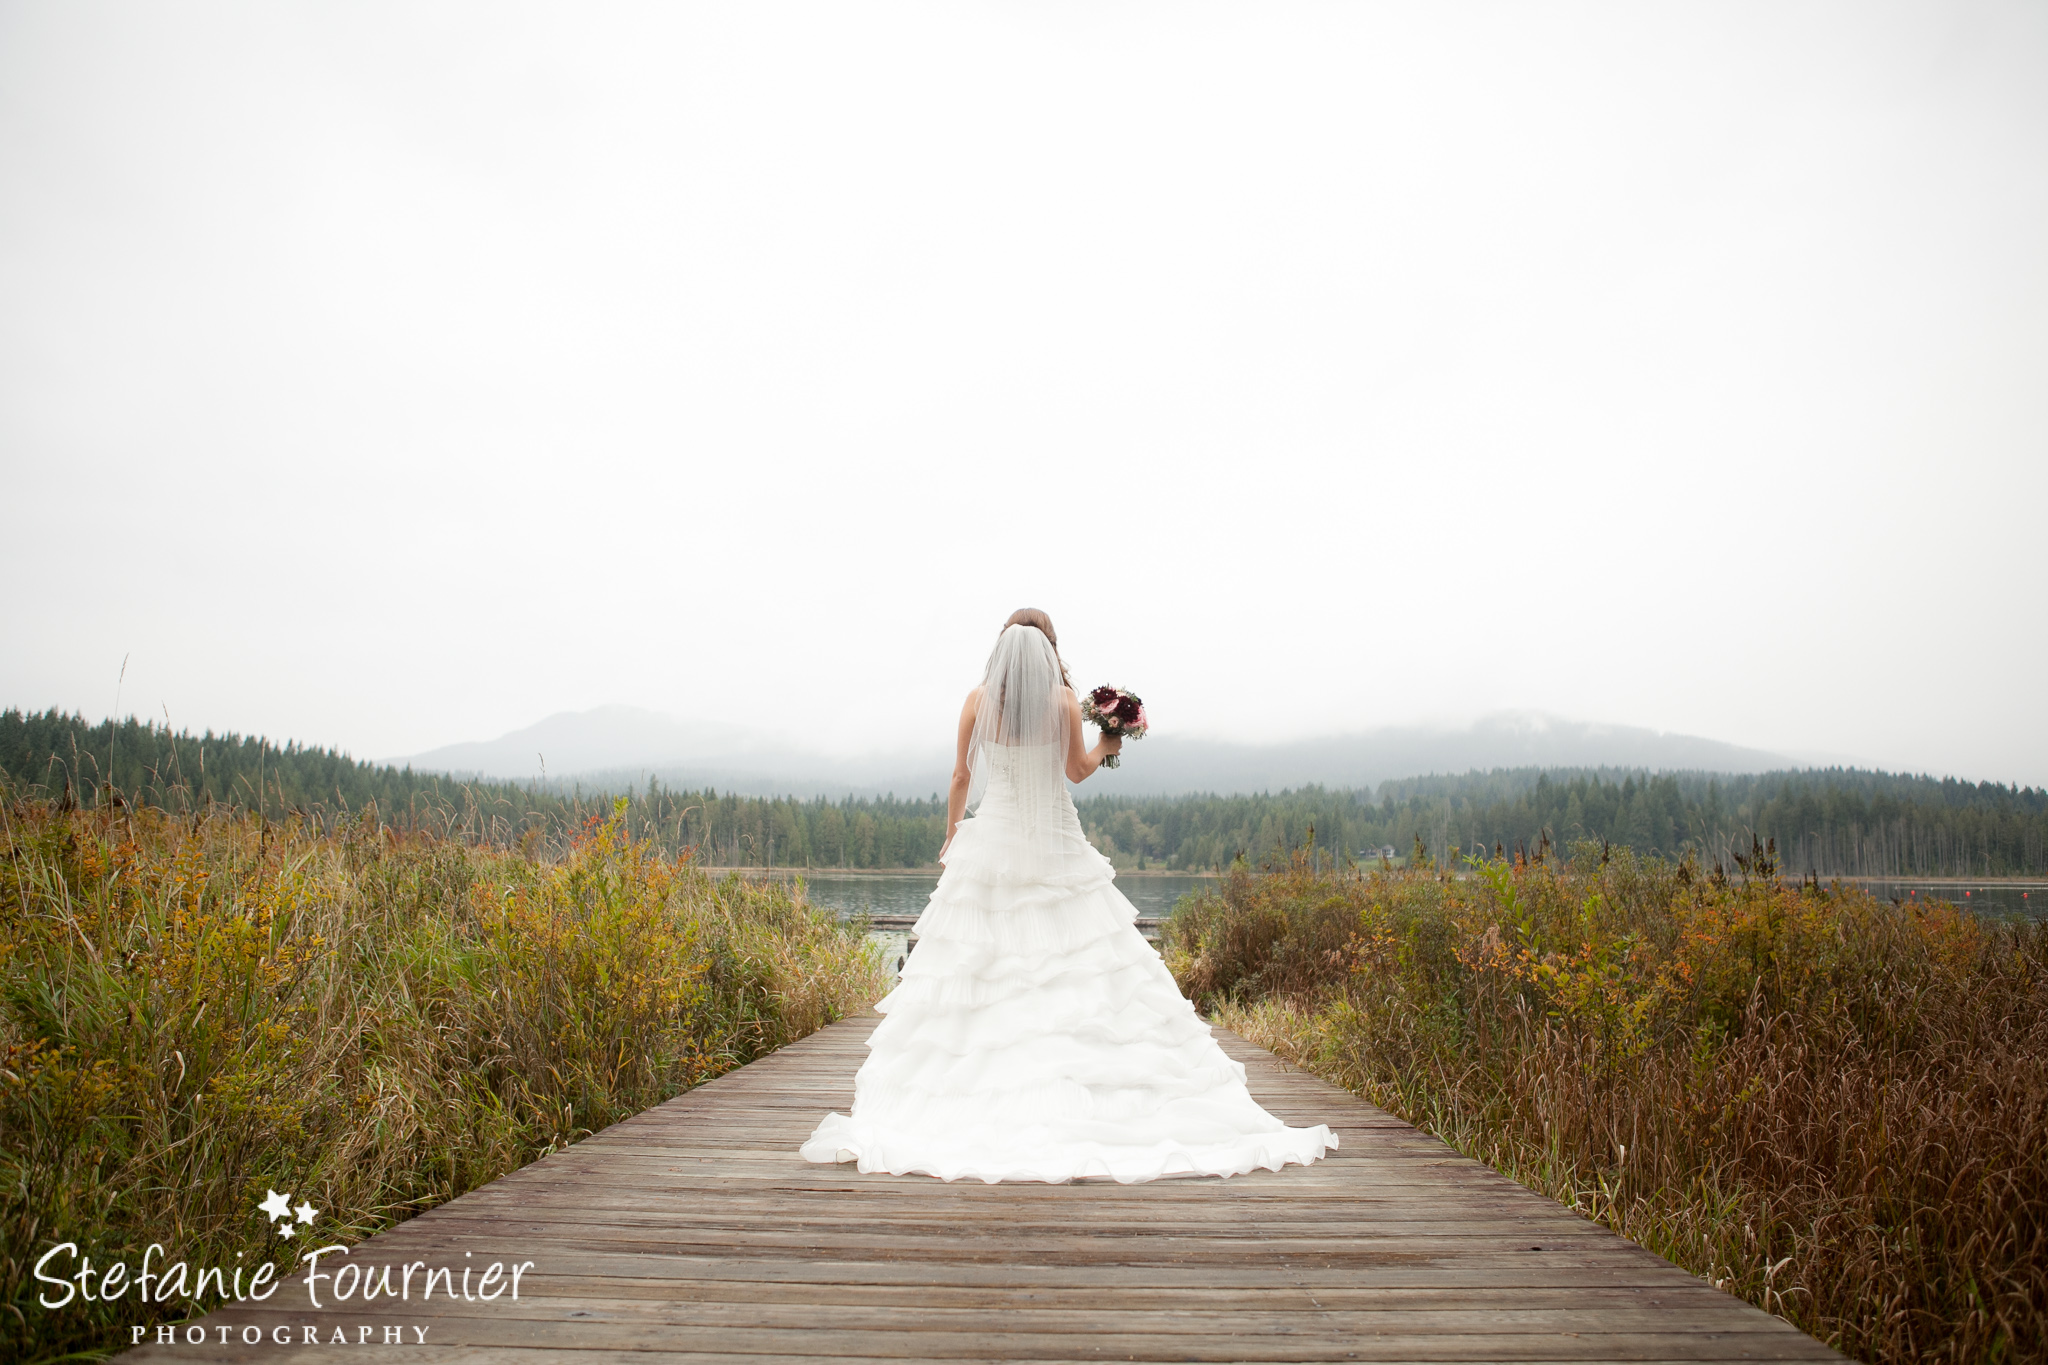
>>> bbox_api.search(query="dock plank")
[124,1015,1839,1362]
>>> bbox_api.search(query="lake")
[1843,878,2043,919]
[782,872,2041,920]
[733,870,1217,977]
[775,870,1215,921]
[743,869,2042,978]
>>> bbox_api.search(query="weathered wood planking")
[125,1015,1839,1362]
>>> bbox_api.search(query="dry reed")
[1164,844,2048,1364]
[0,798,891,1361]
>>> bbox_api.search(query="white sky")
[4,1,2044,783]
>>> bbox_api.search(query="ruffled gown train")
[800,745,1335,1184]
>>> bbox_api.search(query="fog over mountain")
[389,707,1806,799]
[389,707,949,800]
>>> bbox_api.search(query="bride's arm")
[1063,688,1123,784]
[941,687,981,859]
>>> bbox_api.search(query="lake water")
[1845,879,2043,919]
[744,870,1218,977]
[782,870,1216,921]
[758,869,2042,977]
[765,868,2042,922]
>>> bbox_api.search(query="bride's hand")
[1100,730,1124,754]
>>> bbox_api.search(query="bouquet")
[1080,685,1148,768]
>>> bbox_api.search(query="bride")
[801,608,1335,1183]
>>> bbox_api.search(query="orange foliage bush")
[1165,842,2048,1364]
[0,799,889,1361]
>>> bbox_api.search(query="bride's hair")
[968,615,1072,818]
[1003,608,1071,688]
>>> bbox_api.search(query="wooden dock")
[865,913,1164,939]
[129,1015,1839,1362]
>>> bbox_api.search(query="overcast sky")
[3,1,2043,783]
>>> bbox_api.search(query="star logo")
[257,1189,320,1240]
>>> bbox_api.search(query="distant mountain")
[1087,714,1798,796]
[387,706,950,798]
[390,706,1800,798]
[393,707,784,781]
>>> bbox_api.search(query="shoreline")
[694,865,1220,878]
[692,865,2044,887]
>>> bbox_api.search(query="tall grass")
[0,798,892,1362]
[1163,843,2047,1365]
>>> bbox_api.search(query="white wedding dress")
[800,739,1336,1183]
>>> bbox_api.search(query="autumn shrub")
[0,798,890,1362]
[1164,843,2048,1365]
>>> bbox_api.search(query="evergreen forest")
[1078,768,2048,878]
[5,707,2044,876]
